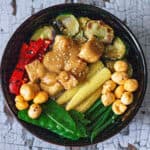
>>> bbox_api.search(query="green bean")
[90,106,107,121]
[91,114,118,142]
[69,110,90,126]
[85,99,102,116]
[89,105,112,131]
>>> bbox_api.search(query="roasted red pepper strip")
[9,39,52,95]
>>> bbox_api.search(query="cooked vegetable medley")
[9,14,139,142]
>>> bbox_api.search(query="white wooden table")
[0,0,150,149]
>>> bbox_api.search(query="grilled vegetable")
[104,37,126,60]
[31,26,55,41]
[66,68,111,111]
[78,17,90,29]
[104,60,115,72]
[84,20,114,43]
[74,30,87,43]
[56,14,79,36]
[74,17,90,43]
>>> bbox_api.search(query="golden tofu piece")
[25,59,47,82]
[40,82,63,96]
[43,51,64,73]
[64,56,89,81]
[57,71,78,90]
[78,38,104,63]
[41,72,57,85]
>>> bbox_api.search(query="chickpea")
[33,91,49,104]
[15,95,24,103]
[114,60,128,72]
[124,79,138,92]
[20,83,39,101]
[101,92,115,106]
[16,102,29,110]
[112,100,127,115]
[115,85,125,98]
[28,104,42,119]
[15,95,29,110]
[121,92,133,105]
[111,72,128,85]
[102,80,117,94]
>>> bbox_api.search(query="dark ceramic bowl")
[0,3,147,146]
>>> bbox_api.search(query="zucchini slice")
[104,37,126,60]
[56,14,79,37]
[31,26,55,41]
[84,20,114,43]
[78,17,90,29]
[74,30,87,43]
[74,17,90,43]
[104,60,116,72]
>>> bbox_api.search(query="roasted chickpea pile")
[101,60,138,115]
[15,82,49,119]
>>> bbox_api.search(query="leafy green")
[42,100,76,134]
[18,100,85,140]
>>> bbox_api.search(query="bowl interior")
[1,4,147,146]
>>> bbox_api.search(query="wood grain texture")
[0,0,150,149]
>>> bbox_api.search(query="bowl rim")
[0,3,148,147]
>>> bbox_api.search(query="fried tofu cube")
[40,82,63,96]
[41,72,57,85]
[78,38,104,63]
[25,59,47,82]
[57,71,78,90]
[64,56,89,81]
